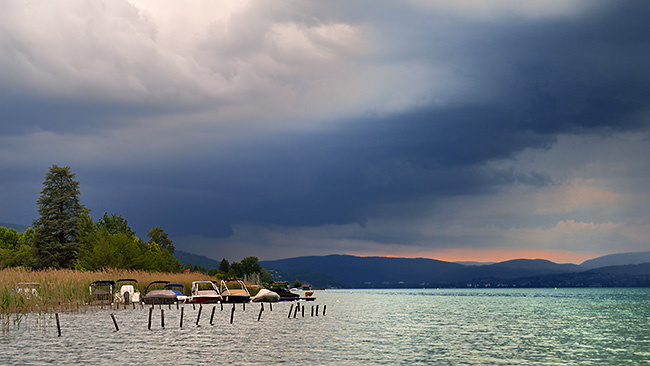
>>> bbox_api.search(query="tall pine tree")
[32,165,84,269]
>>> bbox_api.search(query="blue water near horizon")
[2,288,650,365]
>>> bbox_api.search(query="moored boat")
[220,279,251,303]
[143,281,178,305]
[187,281,221,304]
[89,280,115,302]
[266,281,300,301]
[164,283,188,303]
[114,278,141,304]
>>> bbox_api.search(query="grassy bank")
[0,267,215,317]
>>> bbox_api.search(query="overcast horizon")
[2,1,649,265]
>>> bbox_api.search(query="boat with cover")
[187,281,221,304]
[143,281,178,305]
[164,283,188,303]
[251,288,280,302]
[114,278,141,304]
[220,279,251,303]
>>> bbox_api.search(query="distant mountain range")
[2,220,648,288]
[0,221,29,232]
[259,252,650,288]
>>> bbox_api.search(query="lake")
[2,288,650,365]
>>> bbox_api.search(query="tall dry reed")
[0,268,214,316]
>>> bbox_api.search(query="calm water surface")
[2,288,650,365]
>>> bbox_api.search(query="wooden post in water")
[257,303,264,321]
[293,303,299,318]
[161,309,165,328]
[243,301,245,311]
[302,304,305,317]
[269,302,272,311]
[111,313,119,331]
[180,307,184,328]
[288,304,294,319]
[323,304,326,316]
[311,305,314,317]
[196,304,203,326]
[148,307,153,330]
[316,305,319,316]
[220,301,223,311]
[210,306,216,325]
[55,313,61,337]
[230,304,235,324]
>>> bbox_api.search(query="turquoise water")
[2,288,650,365]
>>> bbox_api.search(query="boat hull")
[220,294,250,303]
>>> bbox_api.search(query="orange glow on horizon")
[348,248,603,264]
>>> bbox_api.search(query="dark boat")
[266,281,300,301]
[220,279,251,303]
[89,280,115,302]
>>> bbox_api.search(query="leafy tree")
[147,226,174,255]
[32,165,84,269]
[240,256,262,276]
[76,211,181,272]
[293,280,302,288]
[0,226,34,268]
[97,212,136,237]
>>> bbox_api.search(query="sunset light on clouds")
[1,0,649,264]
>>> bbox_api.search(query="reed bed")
[0,268,214,320]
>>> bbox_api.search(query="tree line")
[0,165,266,279]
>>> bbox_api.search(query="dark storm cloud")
[2,1,650,261]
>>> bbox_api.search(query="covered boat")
[187,281,221,304]
[114,278,141,304]
[251,288,280,302]
[220,279,251,303]
[164,283,188,303]
[143,281,178,305]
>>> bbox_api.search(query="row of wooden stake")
[54,302,326,336]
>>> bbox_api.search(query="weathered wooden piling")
[293,303,299,318]
[311,305,314,317]
[111,313,119,331]
[196,304,203,326]
[220,302,223,311]
[210,306,216,325]
[55,313,61,337]
[230,304,235,324]
[161,309,165,328]
[302,304,305,317]
[269,302,272,311]
[180,307,184,328]
[288,304,294,319]
[323,304,326,316]
[257,304,264,321]
[316,305,319,316]
[148,307,153,330]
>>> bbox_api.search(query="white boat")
[187,281,221,304]
[114,278,141,304]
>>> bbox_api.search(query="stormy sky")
[1,0,649,264]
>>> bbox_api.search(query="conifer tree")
[32,165,84,269]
